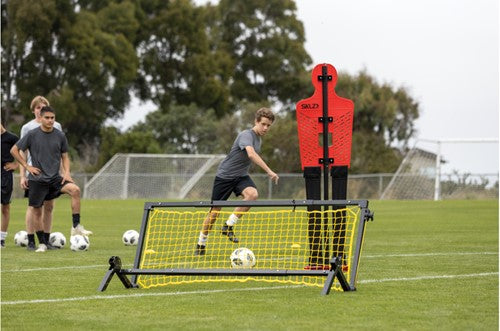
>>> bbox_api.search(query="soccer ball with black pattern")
[49,232,66,249]
[122,230,139,246]
[70,235,89,251]
[14,230,28,247]
[230,248,256,268]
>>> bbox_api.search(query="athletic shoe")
[46,243,59,250]
[0,240,5,248]
[27,242,36,251]
[221,225,239,243]
[194,244,206,256]
[35,244,47,253]
[71,224,93,236]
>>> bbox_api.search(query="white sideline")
[1,272,497,306]
[2,251,497,273]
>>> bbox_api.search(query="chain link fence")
[10,172,498,200]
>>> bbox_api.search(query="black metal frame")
[98,199,373,295]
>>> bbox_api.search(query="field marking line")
[2,251,497,273]
[364,252,498,258]
[358,272,499,284]
[1,272,497,306]
[1,285,301,305]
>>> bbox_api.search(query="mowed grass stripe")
[2,272,497,306]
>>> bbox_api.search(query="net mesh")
[136,207,361,291]
[381,148,436,200]
[84,154,225,199]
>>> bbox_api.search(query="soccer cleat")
[221,225,239,243]
[0,240,4,248]
[194,244,206,256]
[71,224,93,236]
[27,242,36,251]
[35,244,47,253]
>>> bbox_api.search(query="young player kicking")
[195,107,279,255]
[11,106,92,252]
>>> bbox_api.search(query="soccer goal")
[83,154,225,199]
[98,199,374,295]
[381,138,499,200]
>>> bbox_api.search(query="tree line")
[1,0,419,174]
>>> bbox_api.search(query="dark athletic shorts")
[211,175,256,201]
[1,172,14,205]
[28,176,71,207]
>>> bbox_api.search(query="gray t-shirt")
[20,119,62,167]
[16,127,69,182]
[216,129,261,179]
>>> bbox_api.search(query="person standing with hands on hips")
[195,107,279,256]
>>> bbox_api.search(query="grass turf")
[1,198,498,330]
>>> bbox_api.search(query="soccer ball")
[14,230,28,247]
[70,235,89,251]
[230,247,256,268]
[49,232,66,249]
[122,230,139,246]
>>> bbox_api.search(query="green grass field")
[1,198,498,330]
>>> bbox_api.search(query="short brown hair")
[30,96,50,111]
[255,107,274,123]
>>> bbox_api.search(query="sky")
[111,0,499,174]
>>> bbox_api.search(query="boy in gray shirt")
[11,106,92,252]
[195,107,279,255]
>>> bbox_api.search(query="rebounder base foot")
[98,256,137,292]
[321,256,355,295]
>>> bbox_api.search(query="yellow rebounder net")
[130,200,371,293]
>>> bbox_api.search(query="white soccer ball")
[49,232,66,249]
[122,230,139,246]
[230,247,256,268]
[70,235,89,251]
[14,230,29,247]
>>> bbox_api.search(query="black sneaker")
[194,244,206,256]
[0,240,5,248]
[27,242,36,251]
[221,225,239,243]
[46,243,59,250]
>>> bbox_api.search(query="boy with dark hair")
[11,106,92,252]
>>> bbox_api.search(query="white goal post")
[83,154,225,199]
[381,138,498,200]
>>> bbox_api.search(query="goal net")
[83,154,225,199]
[381,139,499,200]
[99,200,374,295]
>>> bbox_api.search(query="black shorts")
[28,176,70,207]
[211,175,256,201]
[1,172,14,205]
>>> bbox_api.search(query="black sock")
[72,214,80,228]
[44,232,50,244]
[28,234,35,245]
[36,231,46,245]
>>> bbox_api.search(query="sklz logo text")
[300,103,319,109]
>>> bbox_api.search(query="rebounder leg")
[98,256,135,291]
[331,166,348,267]
[304,167,323,266]
[321,256,353,295]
